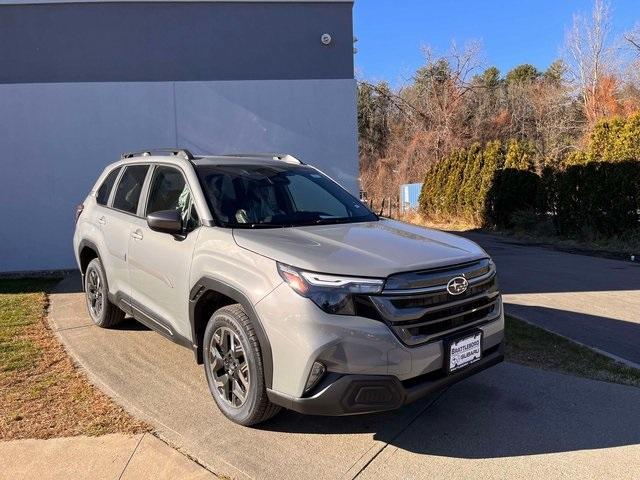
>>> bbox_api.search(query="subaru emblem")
[447,276,468,295]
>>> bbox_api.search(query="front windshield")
[195,164,378,228]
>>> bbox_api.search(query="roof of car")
[116,150,303,166]
[192,155,303,167]
[111,150,306,173]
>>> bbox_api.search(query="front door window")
[146,166,199,231]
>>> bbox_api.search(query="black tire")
[203,304,281,426]
[84,257,125,328]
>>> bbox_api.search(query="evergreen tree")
[505,64,540,85]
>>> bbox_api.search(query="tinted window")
[112,165,149,214]
[286,175,348,217]
[196,164,377,228]
[96,167,121,206]
[146,166,199,230]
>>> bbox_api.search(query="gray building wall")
[0,1,354,83]
[0,0,357,272]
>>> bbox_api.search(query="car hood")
[232,219,488,278]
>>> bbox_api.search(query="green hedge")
[485,168,541,228]
[554,161,640,237]
[419,140,539,228]
[419,138,640,237]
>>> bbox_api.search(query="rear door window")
[96,167,121,206]
[112,165,149,215]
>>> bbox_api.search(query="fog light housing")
[304,361,326,394]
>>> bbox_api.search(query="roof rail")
[219,153,303,165]
[121,148,195,161]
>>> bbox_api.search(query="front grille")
[367,259,501,346]
[390,277,497,310]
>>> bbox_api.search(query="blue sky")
[353,0,639,86]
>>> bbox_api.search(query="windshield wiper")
[230,223,283,229]
[231,217,372,228]
[249,222,309,229]
[313,217,353,225]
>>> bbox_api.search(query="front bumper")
[255,282,504,397]
[267,342,504,416]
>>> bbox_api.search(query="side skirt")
[110,292,194,351]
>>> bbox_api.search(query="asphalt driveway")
[463,232,640,366]
[49,274,640,480]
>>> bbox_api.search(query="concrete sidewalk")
[43,276,640,480]
[0,433,216,480]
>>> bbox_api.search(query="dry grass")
[498,229,640,259]
[400,212,639,258]
[398,211,479,232]
[0,278,148,440]
[506,316,640,388]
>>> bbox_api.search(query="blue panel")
[399,183,422,212]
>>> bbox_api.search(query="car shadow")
[257,363,640,459]
[52,273,151,331]
[113,316,151,331]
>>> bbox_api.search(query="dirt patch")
[0,279,148,440]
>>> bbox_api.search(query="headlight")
[277,263,384,315]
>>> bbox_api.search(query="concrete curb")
[508,312,640,371]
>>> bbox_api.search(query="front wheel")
[203,304,281,426]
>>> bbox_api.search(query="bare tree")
[403,42,484,160]
[359,42,485,207]
[625,24,640,53]
[565,0,615,124]
[529,71,584,166]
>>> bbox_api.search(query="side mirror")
[147,209,183,235]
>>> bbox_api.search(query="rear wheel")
[84,258,125,328]
[203,304,281,426]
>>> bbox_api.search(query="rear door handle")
[97,216,106,225]
[131,230,143,240]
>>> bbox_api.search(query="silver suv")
[73,149,504,426]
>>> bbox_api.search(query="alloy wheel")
[86,268,104,318]
[209,326,250,407]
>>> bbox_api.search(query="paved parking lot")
[464,232,640,366]
[49,272,640,480]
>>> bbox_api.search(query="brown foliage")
[359,1,640,208]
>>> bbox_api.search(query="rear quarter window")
[96,167,121,206]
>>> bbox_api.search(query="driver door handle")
[131,230,143,240]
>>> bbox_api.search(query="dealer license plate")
[448,332,482,372]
